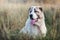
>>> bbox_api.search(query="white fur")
[29,6,38,19]
[20,6,47,38]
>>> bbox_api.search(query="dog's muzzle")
[30,14,40,20]
[30,14,38,25]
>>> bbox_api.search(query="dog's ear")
[39,7,43,11]
[28,7,32,13]
[29,7,31,11]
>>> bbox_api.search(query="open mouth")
[30,19,38,25]
[30,14,40,25]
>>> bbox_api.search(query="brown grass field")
[0,0,60,40]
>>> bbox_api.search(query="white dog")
[20,6,47,38]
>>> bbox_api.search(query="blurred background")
[0,0,60,40]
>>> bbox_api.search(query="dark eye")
[34,11,39,13]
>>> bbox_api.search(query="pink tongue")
[31,20,36,25]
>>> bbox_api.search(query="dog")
[20,6,47,38]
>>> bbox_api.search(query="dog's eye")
[34,11,39,13]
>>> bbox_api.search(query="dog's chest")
[26,19,40,35]
[29,25,40,35]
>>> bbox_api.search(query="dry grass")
[0,3,60,40]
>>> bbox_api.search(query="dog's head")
[29,6,44,25]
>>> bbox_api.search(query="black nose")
[30,14,33,20]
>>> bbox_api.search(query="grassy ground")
[0,3,60,40]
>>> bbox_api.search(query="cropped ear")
[29,7,31,11]
[39,7,43,11]
[28,7,32,13]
